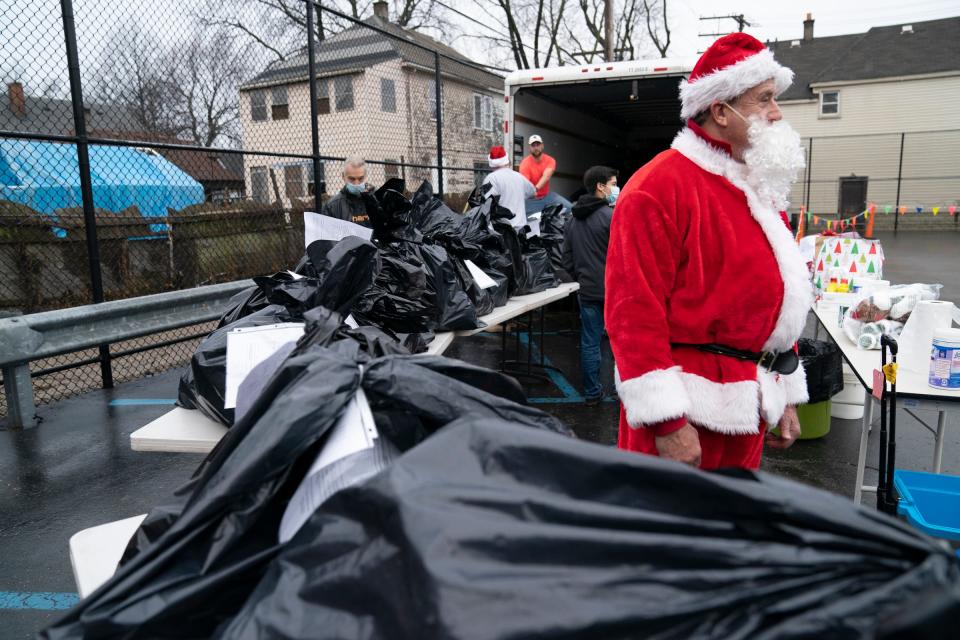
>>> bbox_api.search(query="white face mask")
[723,102,805,211]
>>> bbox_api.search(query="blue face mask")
[605,185,620,205]
[345,182,366,196]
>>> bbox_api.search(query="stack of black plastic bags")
[178,180,565,426]
[42,184,960,639]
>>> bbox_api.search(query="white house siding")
[240,58,502,205]
[778,74,960,214]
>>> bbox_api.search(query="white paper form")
[278,387,386,543]
[224,323,305,408]
[304,211,373,247]
[464,259,497,289]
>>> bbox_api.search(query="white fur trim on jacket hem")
[671,128,812,353]
[615,366,690,427]
[679,49,794,120]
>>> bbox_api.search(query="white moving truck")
[503,59,694,201]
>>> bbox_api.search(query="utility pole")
[698,14,753,49]
[604,0,615,62]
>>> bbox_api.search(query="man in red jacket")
[605,33,812,469]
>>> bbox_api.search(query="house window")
[820,90,840,117]
[284,164,304,198]
[492,104,502,136]
[316,79,330,115]
[384,159,400,180]
[250,166,269,203]
[473,161,488,189]
[428,79,438,120]
[250,90,267,122]
[381,78,396,113]
[334,76,354,111]
[271,86,289,120]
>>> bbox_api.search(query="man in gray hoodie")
[563,165,618,405]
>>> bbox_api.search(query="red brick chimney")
[8,82,25,118]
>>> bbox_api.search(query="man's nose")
[768,99,783,122]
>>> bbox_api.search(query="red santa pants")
[617,413,766,470]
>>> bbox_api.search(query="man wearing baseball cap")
[605,33,812,470]
[519,134,571,216]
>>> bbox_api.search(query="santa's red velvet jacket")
[605,122,812,437]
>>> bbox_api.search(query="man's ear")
[709,102,729,128]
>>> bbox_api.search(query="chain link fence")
[0,0,506,416]
[789,129,960,230]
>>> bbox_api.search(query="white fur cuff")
[782,366,810,406]
[615,366,690,428]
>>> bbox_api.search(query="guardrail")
[0,280,253,428]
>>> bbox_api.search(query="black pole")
[434,51,444,198]
[804,137,812,214]
[306,0,323,212]
[61,0,112,388]
[893,132,905,233]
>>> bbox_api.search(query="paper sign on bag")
[464,259,497,289]
[304,211,372,247]
[225,323,305,408]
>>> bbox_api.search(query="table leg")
[853,391,872,505]
[933,410,946,474]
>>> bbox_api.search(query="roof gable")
[767,16,960,100]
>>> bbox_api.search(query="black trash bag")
[414,243,479,330]
[351,244,435,334]
[540,202,570,280]
[216,285,269,328]
[286,237,378,316]
[42,349,566,640]
[491,217,526,295]
[451,255,495,317]
[178,237,379,426]
[220,418,960,640]
[799,337,845,403]
[176,304,294,425]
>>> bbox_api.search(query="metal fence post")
[434,51,444,198]
[3,363,36,428]
[894,132,905,233]
[60,0,113,388]
[804,137,812,214]
[306,0,324,212]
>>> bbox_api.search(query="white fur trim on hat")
[671,127,813,354]
[679,48,794,121]
[488,155,510,168]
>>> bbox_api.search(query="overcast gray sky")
[665,0,959,58]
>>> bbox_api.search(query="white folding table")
[812,303,960,503]
[69,514,147,598]
[129,284,580,456]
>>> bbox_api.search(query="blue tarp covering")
[0,139,205,218]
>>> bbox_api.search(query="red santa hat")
[679,33,793,121]
[488,145,509,168]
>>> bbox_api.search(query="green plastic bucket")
[796,400,832,440]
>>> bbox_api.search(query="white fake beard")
[742,116,806,211]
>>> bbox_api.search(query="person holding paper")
[606,33,812,469]
[482,145,535,229]
[563,166,618,405]
[320,157,373,227]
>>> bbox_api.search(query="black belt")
[671,343,800,375]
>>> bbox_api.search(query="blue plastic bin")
[894,470,960,541]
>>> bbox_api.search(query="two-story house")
[238,1,504,205]
[767,15,960,217]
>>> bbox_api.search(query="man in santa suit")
[606,33,812,469]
